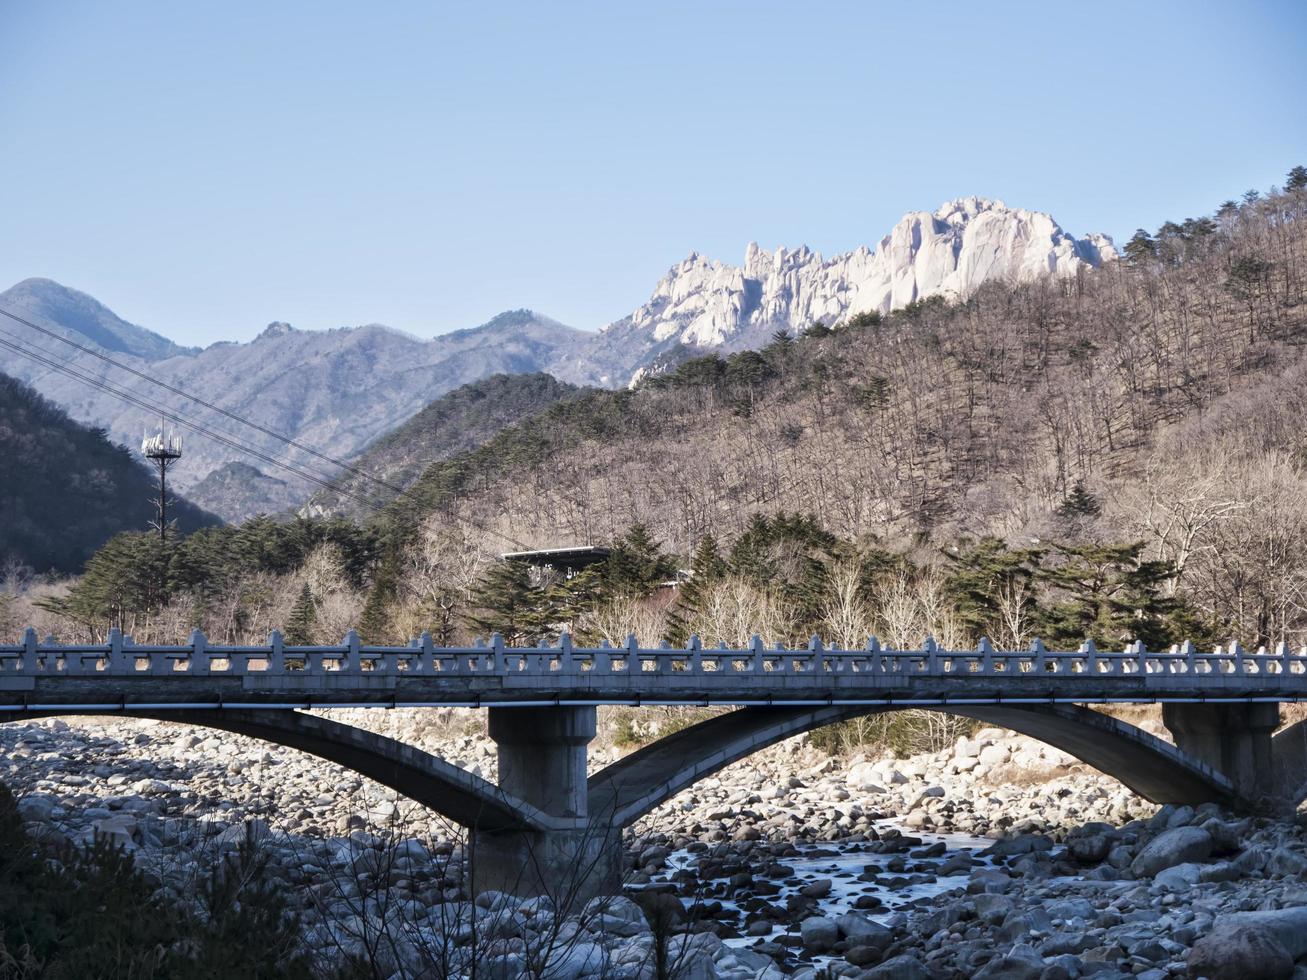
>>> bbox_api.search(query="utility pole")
[142,421,183,543]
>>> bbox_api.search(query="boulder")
[800,878,832,898]
[1188,922,1292,980]
[1066,833,1112,864]
[92,815,137,849]
[974,943,1044,980]
[1266,846,1307,876]
[979,744,1010,766]
[864,954,931,980]
[1201,909,1307,958]
[800,916,839,951]
[981,833,1053,858]
[546,941,607,978]
[836,911,892,950]
[17,795,55,822]
[1130,826,1212,877]
[1154,862,1204,890]
[847,761,888,793]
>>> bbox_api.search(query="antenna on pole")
[142,417,183,543]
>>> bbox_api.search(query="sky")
[1,1,1304,347]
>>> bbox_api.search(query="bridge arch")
[3,709,558,833]
[588,704,1239,826]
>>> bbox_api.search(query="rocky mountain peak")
[598,198,1118,366]
[257,321,297,340]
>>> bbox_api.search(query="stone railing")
[0,628,1303,679]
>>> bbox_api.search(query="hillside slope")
[184,462,297,522]
[305,372,588,519]
[389,187,1306,589]
[0,373,218,573]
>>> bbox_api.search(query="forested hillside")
[17,171,1307,657]
[377,175,1307,647]
[306,372,587,518]
[0,373,217,574]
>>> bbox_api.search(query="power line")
[0,331,389,511]
[0,303,420,503]
[0,324,531,549]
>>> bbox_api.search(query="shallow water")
[643,822,1002,967]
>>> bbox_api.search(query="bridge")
[3,627,1306,899]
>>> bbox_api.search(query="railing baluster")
[21,627,37,673]
[1230,640,1245,676]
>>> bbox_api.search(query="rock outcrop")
[594,198,1116,383]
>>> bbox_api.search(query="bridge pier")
[1162,702,1279,800]
[472,706,620,902]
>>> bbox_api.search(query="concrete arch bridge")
[3,628,1306,897]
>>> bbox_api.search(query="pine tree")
[943,538,1043,642]
[605,523,676,597]
[1056,480,1102,520]
[666,534,727,644]
[283,583,316,645]
[40,532,171,632]
[1122,229,1158,263]
[1038,542,1193,650]
[1287,165,1307,193]
[358,548,400,644]
[466,560,539,644]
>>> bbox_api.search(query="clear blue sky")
[1,1,1304,346]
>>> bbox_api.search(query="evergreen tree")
[729,512,839,635]
[1122,229,1158,263]
[40,532,171,632]
[944,538,1043,642]
[666,534,727,644]
[1038,542,1190,650]
[845,310,883,329]
[605,523,676,597]
[1287,165,1307,193]
[358,547,401,644]
[1056,480,1102,520]
[283,583,317,645]
[466,560,540,644]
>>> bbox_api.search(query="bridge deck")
[0,629,1305,710]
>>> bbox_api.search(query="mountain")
[0,195,1115,520]
[0,278,195,360]
[0,290,589,521]
[575,198,1116,385]
[383,186,1302,582]
[185,461,298,523]
[0,372,218,573]
[305,372,588,518]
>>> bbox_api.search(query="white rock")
[603,197,1117,376]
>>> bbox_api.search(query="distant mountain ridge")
[0,278,195,360]
[0,280,590,520]
[0,195,1117,520]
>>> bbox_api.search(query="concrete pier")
[1163,702,1279,799]
[472,706,621,901]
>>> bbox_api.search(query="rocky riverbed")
[4,711,1307,979]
